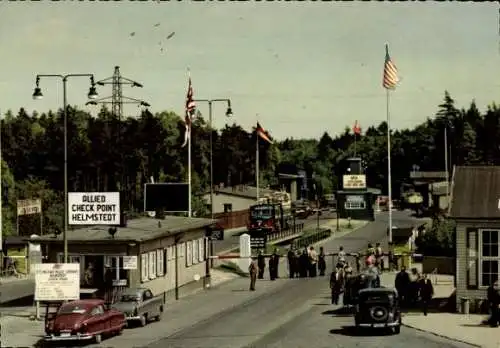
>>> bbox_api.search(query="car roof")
[122,287,148,295]
[61,299,104,309]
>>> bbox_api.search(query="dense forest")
[1,90,498,237]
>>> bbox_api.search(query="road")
[133,211,469,348]
[211,211,337,254]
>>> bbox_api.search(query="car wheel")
[155,311,162,321]
[140,314,147,327]
[393,326,401,334]
[95,334,102,343]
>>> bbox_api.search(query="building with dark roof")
[30,216,215,303]
[449,166,500,313]
[202,185,276,214]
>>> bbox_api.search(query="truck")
[247,191,293,234]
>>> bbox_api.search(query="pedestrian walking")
[329,265,343,305]
[318,246,326,276]
[249,259,258,291]
[418,274,434,316]
[395,266,410,306]
[257,250,265,279]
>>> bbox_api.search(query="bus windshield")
[251,206,273,219]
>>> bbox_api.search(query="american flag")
[256,122,272,143]
[182,77,196,147]
[383,44,399,90]
[353,120,361,135]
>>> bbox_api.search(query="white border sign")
[35,263,80,301]
[68,192,120,225]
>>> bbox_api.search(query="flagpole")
[256,134,260,202]
[386,89,393,244]
[354,134,357,157]
[188,121,192,217]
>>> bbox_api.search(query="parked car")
[112,287,164,327]
[354,288,401,334]
[44,299,126,344]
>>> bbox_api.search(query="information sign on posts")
[68,192,120,225]
[17,199,42,216]
[35,263,80,301]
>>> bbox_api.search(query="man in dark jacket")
[488,281,500,327]
[329,265,343,305]
[272,249,280,279]
[318,246,327,276]
[299,249,309,278]
[269,254,277,281]
[418,274,434,316]
[395,266,410,305]
[257,250,266,279]
[287,248,296,278]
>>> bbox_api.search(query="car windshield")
[121,294,140,302]
[58,305,88,315]
[251,206,273,219]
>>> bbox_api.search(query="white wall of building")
[202,193,255,214]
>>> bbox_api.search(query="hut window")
[480,229,500,287]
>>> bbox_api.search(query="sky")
[1,2,499,140]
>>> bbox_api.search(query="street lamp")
[192,99,233,220]
[32,73,98,264]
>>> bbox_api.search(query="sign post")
[16,199,42,236]
[68,192,120,225]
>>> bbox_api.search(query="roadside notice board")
[68,192,120,225]
[34,263,80,301]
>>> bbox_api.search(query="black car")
[354,288,401,334]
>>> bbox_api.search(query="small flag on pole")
[353,120,361,135]
[181,76,196,147]
[256,122,272,143]
[383,44,399,90]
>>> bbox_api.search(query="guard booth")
[336,158,376,221]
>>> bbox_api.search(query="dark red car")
[44,299,126,344]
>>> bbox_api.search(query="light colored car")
[112,288,164,327]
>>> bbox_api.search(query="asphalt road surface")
[141,211,468,348]
[211,211,337,254]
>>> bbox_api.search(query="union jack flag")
[182,77,196,147]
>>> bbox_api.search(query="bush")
[415,217,456,257]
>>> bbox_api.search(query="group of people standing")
[394,266,434,315]
[287,246,327,278]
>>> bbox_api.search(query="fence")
[213,209,248,229]
[267,223,304,242]
[292,228,332,249]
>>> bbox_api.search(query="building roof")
[449,166,500,219]
[31,216,215,244]
[212,185,275,200]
